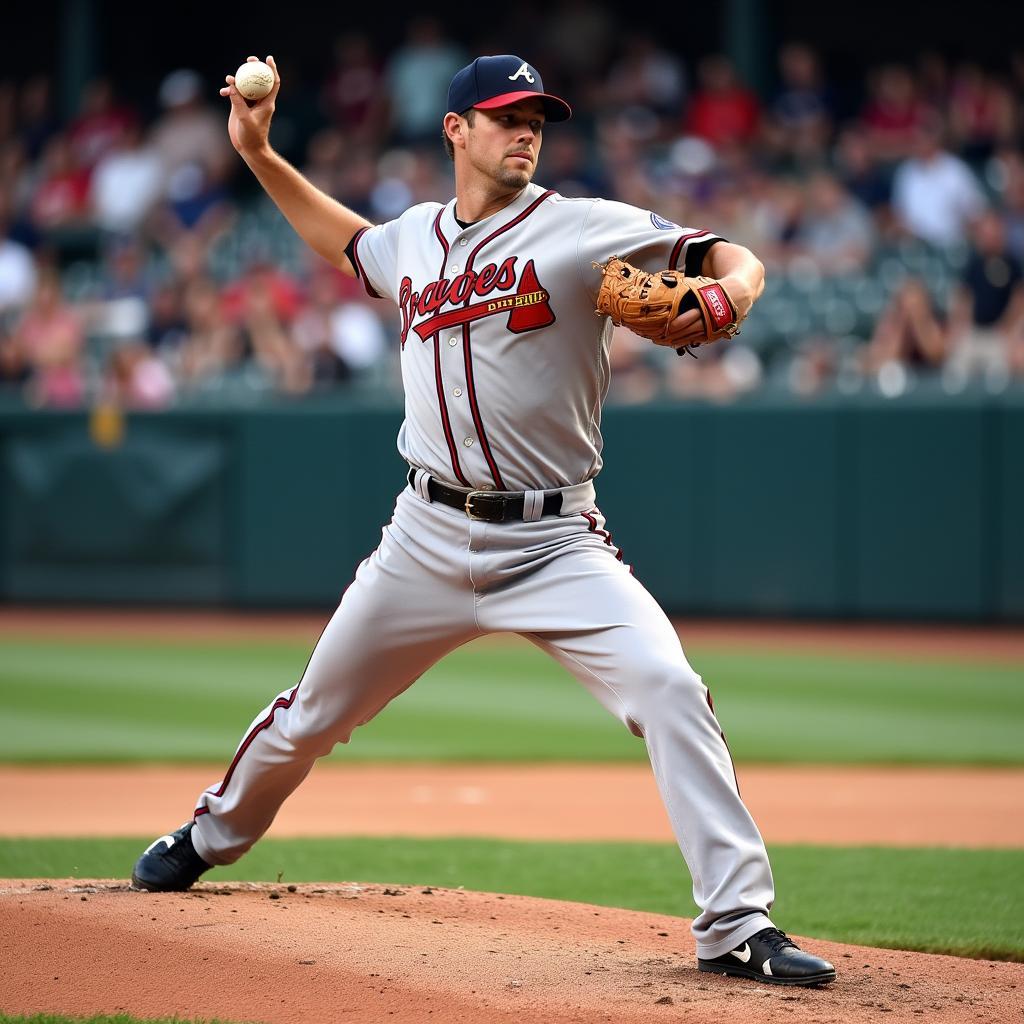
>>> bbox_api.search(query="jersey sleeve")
[349,219,402,303]
[576,199,725,301]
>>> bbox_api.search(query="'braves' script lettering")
[399,256,520,345]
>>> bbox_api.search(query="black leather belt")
[407,467,563,523]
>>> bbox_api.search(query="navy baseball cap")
[447,55,572,122]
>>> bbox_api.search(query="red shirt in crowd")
[686,87,761,147]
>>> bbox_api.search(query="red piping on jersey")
[465,190,556,267]
[193,567,363,820]
[461,323,506,489]
[458,189,556,490]
[194,683,300,817]
[433,208,449,255]
[350,227,380,299]
[429,207,470,486]
[670,229,711,272]
[435,335,471,485]
[581,509,624,561]
[705,687,741,795]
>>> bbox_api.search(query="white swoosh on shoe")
[729,943,752,963]
[143,833,177,855]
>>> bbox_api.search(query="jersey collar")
[442,182,547,244]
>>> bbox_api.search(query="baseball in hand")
[234,61,274,100]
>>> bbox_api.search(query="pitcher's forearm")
[703,242,765,318]
[243,145,371,274]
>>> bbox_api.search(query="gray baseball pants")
[190,482,776,958]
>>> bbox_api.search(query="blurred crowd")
[2,15,1024,409]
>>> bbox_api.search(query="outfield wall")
[1,391,1021,620]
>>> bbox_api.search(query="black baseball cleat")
[131,822,212,892]
[698,927,837,986]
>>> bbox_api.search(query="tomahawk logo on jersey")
[348,185,723,492]
[398,257,554,345]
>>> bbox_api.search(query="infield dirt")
[4,763,1024,847]
[4,880,1022,1024]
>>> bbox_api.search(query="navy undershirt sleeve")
[685,237,725,277]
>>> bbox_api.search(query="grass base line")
[1,837,1021,962]
[3,638,1023,765]
[3,609,1023,663]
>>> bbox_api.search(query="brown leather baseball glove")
[594,256,743,357]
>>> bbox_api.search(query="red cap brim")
[473,90,572,122]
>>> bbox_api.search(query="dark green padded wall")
[0,393,1018,620]
[233,405,404,605]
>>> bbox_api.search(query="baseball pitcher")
[131,53,836,989]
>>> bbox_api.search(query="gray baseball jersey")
[349,182,721,491]
[188,183,778,960]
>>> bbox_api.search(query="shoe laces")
[755,928,799,954]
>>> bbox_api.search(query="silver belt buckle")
[465,490,489,520]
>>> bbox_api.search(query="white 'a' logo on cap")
[508,62,536,84]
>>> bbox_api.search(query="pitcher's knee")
[626,660,707,732]
[275,694,364,755]
[648,659,704,698]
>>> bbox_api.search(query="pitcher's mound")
[3,880,1018,1023]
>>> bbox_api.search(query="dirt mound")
[3,881,1019,1024]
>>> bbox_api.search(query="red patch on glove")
[697,283,732,331]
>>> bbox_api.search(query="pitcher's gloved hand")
[594,256,743,357]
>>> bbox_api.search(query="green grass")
[2,836,1021,961]
[0,635,1021,764]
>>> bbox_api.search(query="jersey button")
[448,337,458,347]
[459,238,468,246]
[453,387,463,397]
[463,437,474,447]
[451,265,460,273]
